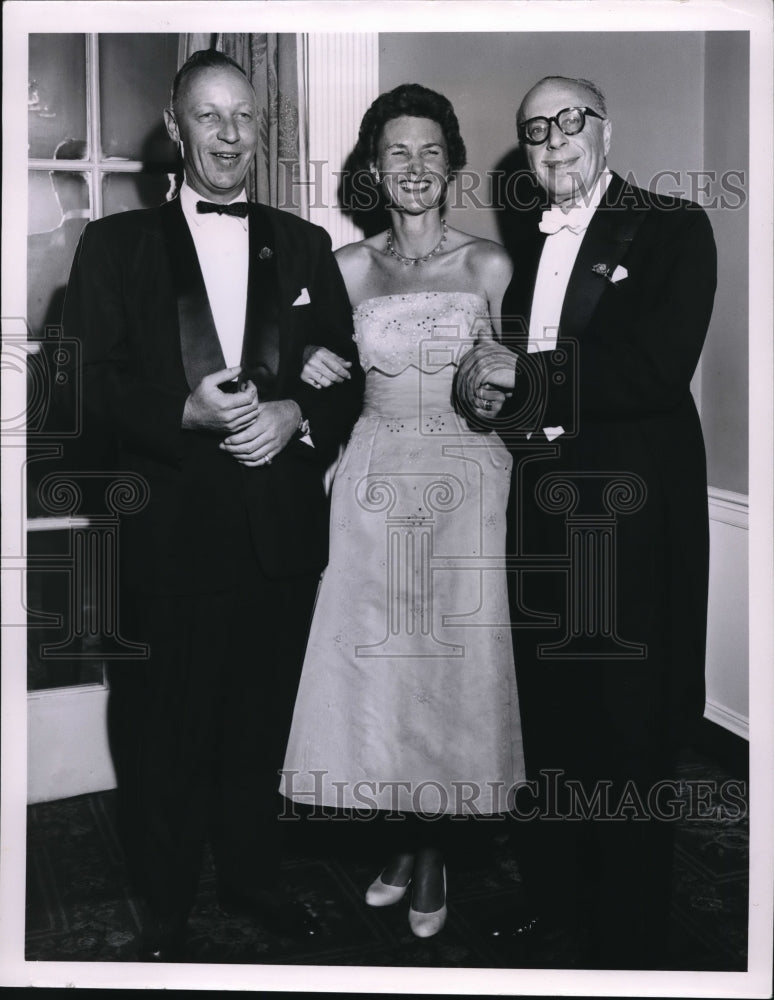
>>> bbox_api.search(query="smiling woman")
[376,116,449,215]
[280,82,523,941]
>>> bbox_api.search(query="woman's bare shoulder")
[460,234,512,270]
[335,233,385,260]
[447,231,513,312]
[335,236,387,298]
[463,238,513,292]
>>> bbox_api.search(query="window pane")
[28,35,88,160]
[27,529,105,691]
[99,34,179,164]
[102,171,175,216]
[28,170,91,337]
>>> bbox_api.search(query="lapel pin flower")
[592,262,628,286]
[259,246,273,260]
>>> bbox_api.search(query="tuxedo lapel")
[241,206,281,399]
[559,173,649,342]
[160,199,226,392]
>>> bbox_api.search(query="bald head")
[517,75,611,205]
[517,76,607,128]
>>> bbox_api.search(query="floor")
[25,746,748,972]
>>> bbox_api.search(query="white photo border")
[2,1,772,995]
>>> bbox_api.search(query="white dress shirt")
[527,169,612,440]
[179,181,249,370]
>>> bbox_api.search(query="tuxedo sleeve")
[552,205,717,424]
[286,228,364,467]
[63,221,189,466]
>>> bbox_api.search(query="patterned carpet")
[25,746,748,970]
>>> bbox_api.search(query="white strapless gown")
[280,292,524,814]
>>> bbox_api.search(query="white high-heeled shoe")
[408,866,447,938]
[365,871,412,907]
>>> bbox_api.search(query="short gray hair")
[170,49,250,113]
[516,76,608,126]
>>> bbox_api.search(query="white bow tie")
[539,203,595,235]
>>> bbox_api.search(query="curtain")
[178,33,308,216]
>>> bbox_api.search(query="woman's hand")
[301,345,352,389]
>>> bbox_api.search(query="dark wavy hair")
[351,83,467,176]
[339,84,467,233]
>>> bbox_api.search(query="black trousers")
[107,562,320,924]
[503,443,696,968]
[510,656,676,969]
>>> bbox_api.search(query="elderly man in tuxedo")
[63,49,362,960]
[456,76,716,968]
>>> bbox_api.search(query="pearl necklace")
[385,219,448,266]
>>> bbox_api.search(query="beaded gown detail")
[280,292,524,814]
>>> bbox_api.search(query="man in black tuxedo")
[62,49,362,959]
[457,75,716,968]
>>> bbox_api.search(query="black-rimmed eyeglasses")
[518,107,605,145]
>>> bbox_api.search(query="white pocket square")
[611,265,628,283]
[292,288,311,306]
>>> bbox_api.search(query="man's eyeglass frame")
[517,106,606,146]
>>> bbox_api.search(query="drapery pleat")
[176,33,307,216]
[177,33,216,67]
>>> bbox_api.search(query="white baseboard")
[707,486,749,528]
[704,698,749,741]
[705,485,749,741]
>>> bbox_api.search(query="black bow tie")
[196,200,248,218]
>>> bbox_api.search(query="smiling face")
[373,116,449,214]
[164,65,258,203]
[519,79,611,206]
